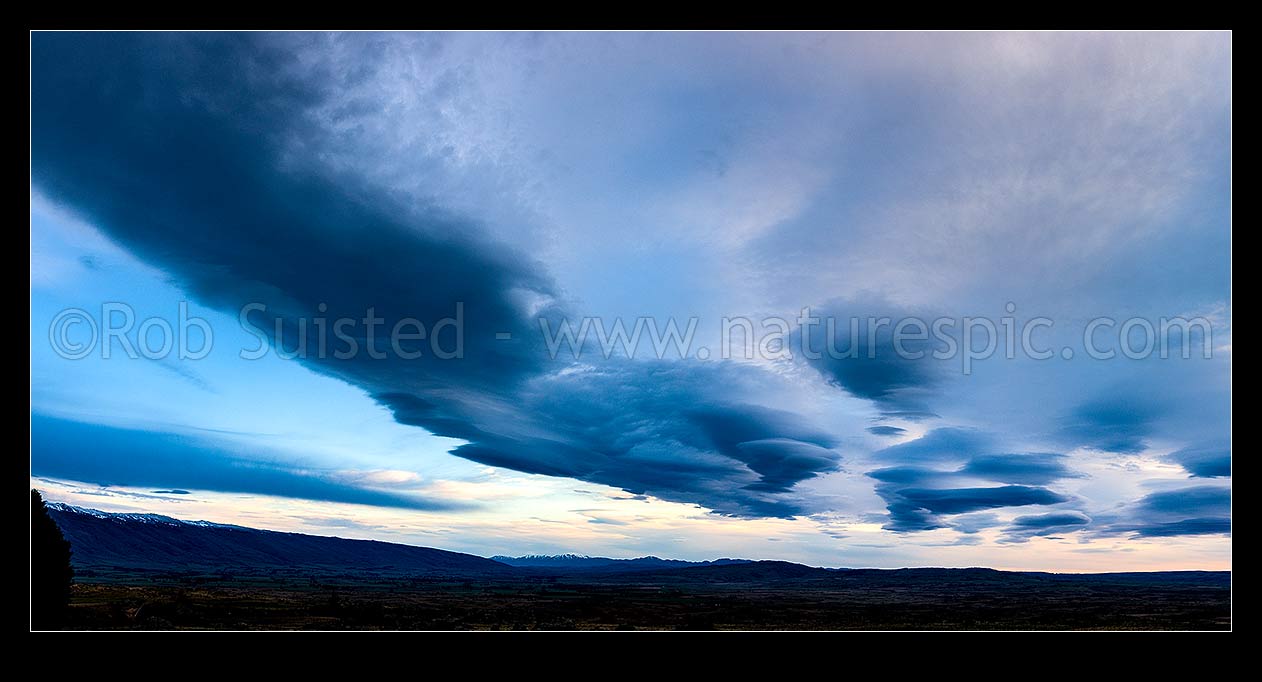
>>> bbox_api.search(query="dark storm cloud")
[382,363,842,517]
[1059,397,1159,454]
[1009,511,1091,529]
[1131,518,1232,537]
[868,466,942,485]
[1165,442,1231,478]
[870,452,1078,487]
[32,33,557,393]
[30,33,839,517]
[897,486,1068,514]
[1095,485,1231,539]
[959,453,1080,486]
[731,439,842,493]
[793,304,943,413]
[876,483,1069,532]
[999,511,1091,543]
[871,428,992,464]
[686,405,839,493]
[1137,486,1230,516]
[868,429,1082,532]
[30,415,463,511]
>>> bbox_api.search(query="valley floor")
[59,571,1231,631]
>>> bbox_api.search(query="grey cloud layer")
[31,33,840,517]
[1094,486,1231,539]
[868,428,1083,533]
[30,33,1231,534]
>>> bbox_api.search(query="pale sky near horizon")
[30,31,1230,570]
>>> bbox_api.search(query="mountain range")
[46,503,1232,590]
[39,503,1231,630]
[47,502,508,576]
[49,503,766,577]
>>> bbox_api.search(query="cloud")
[1000,511,1091,543]
[33,34,559,394]
[586,517,629,526]
[868,429,1082,532]
[871,428,992,465]
[154,358,215,393]
[794,302,942,413]
[878,411,940,422]
[1137,486,1230,517]
[749,33,1230,310]
[297,516,388,532]
[30,33,843,519]
[948,512,1003,535]
[30,414,465,511]
[382,364,843,517]
[1130,518,1232,538]
[1165,442,1230,478]
[868,466,942,485]
[1059,397,1160,454]
[870,453,1078,487]
[28,30,1232,557]
[1096,485,1231,538]
[332,470,425,489]
[959,453,1080,486]
[896,486,1068,515]
[877,483,1068,532]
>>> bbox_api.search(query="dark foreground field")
[44,506,1231,630]
[63,567,1231,630]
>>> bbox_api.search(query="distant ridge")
[47,503,509,576]
[491,554,752,572]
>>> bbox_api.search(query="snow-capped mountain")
[45,502,245,529]
[45,502,511,575]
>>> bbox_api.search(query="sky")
[29,31,1231,570]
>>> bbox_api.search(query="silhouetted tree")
[31,490,74,629]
